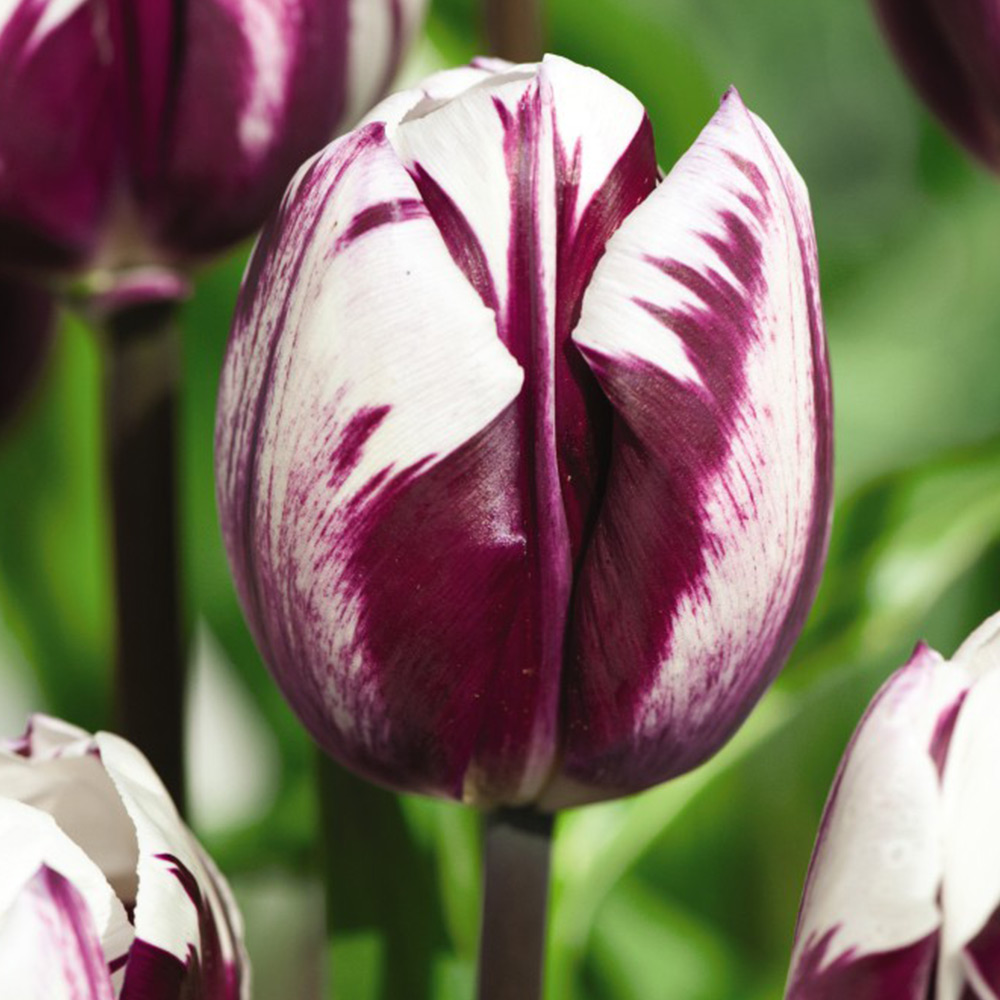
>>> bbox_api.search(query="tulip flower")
[0,714,247,998]
[0,0,428,281]
[216,54,833,810]
[871,0,1000,171]
[0,277,54,428]
[786,612,1000,1000]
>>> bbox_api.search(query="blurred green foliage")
[2,0,1000,997]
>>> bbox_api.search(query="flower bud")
[872,0,1000,171]
[0,715,248,999]
[0,0,428,281]
[0,277,54,428]
[786,613,1000,1000]
[216,55,833,809]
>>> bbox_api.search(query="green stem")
[477,807,555,1000]
[103,300,186,810]
[319,756,447,999]
[485,0,545,62]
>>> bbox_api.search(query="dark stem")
[485,0,545,62]
[104,300,186,811]
[477,806,555,1000]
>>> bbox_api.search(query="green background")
[2,1,998,997]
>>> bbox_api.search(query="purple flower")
[0,0,427,278]
[872,0,1000,171]
[0,714,247,999]
[215,56,833,809]
[786,614,1000,1000]
[0,277,54,428]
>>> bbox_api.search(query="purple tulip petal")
[873,0,1000,171]
[0,0,115,269]
[0,865,115,1000]
[216,58,661,804]
[116,0,426,258]
[783,645,969,1000]
[549,88,832,802]
[0,277,54,428]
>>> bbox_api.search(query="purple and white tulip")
[0,715,247,999]
[216,55,833,810]
[0,0,427,280]
[872,0,1000,171]
[786,613,1000,1000]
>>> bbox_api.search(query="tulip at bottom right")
[786,612,1000,1000]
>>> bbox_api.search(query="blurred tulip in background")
[872,0,1000,172]
[786,612,1000,1000]
[0,0,428,289]
[0,714,248,999]
[216,55,833,811]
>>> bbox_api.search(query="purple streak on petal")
[785,928,937,1000]
[20,865,115,1000]
[120,853,241,1000]
[408,164,501,313]
[332,198,428,255]
[0,277,54,429]
[0,0,115,269]
[873,0,1000,171]
[118,0,353,257]
[553,115,658,558]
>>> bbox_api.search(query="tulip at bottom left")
[0,715,248,1000]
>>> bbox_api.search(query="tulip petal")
[217,57,660,804]
[342,0,429,127]
[0,864,114,1000]
[939,637,1000,1000]
[783,646,967,999]
[115,0,347,255]
[0,798,133,982]
[873,0,1000,171]
[554,88,833,802]
[0,0,114,267]
[95,732,247,1000]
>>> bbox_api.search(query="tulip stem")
[484,0,544,62]
[477,806,555,1000]
[103,300,186,811]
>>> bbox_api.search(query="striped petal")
[0,797,133,981]
[216,56,660,805]
[0,0,114,269]
[0,864,114,1000]
[939,630,1000,1000]
[115,0,427,258]
[553,88,833,802]
[1,716,247,999]
[785,645,968,1000]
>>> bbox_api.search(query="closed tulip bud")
[0,277,54,428]
[786,613,1000,1000]
[0,715,247,999]
[872,0,1000,171]
[0,0,427,284]
[216,55,833,810]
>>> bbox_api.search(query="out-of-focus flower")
[0,714,248,998]
[0,277,54,428]
[0,0,427,286]
[786,612,1000,1000]
[871,0,1000,171]
[215,55,833,810]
